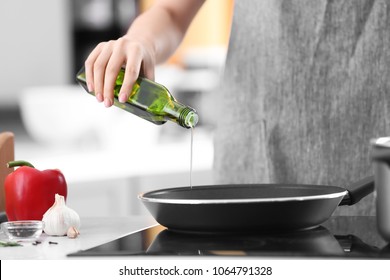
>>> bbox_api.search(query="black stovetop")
[68,216,390,258]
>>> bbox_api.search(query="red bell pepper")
[5,160,67,221]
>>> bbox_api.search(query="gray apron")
[214,0,390,215]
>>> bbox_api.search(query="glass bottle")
[76,67,199,128]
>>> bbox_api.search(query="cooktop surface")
[68,216,390,258]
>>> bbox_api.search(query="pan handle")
[338,176,374,206]
[371,148,390,164]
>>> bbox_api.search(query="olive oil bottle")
[76,67,199,128]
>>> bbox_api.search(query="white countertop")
[2,217,388,280]
[0,216,157,260]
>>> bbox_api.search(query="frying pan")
[138,176,374,233]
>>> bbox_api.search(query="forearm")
[126,0,205,63]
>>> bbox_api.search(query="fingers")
[103,46,126,107]
[119,43,155,103]
[119,44,143,103]
[140,46,156,81]
[85,43,104,102]
[84,36,156,108]
[94,41,115,107]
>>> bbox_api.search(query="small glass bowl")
[1,220,44,241]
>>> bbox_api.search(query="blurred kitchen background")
[0,0,233,216]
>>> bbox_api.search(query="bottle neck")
[163,101,199,128]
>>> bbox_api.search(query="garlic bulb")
[42,194,81,236]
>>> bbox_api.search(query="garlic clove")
[42,194,81,236]
[67,226,80,239]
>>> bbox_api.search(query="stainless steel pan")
[138,176,374,233]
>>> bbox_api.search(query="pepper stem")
[7,160,35,168]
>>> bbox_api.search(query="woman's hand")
[84,35,156,107]
[83,0,205,108]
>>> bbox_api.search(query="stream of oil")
[190,127,194,189]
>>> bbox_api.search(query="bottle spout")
[186,111,199,128]
[180,107,199,128]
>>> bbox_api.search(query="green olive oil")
[76,67,199,129]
